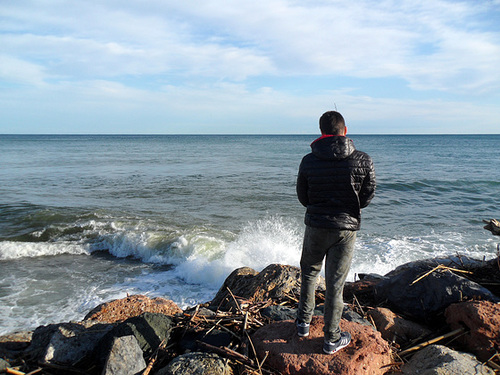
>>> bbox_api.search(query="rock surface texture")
[401,344,495,374]
[84,294,182,323]
[445,300,500,362]
[156,352,233,375]
[251,316,393,375]
[367,307,432,345]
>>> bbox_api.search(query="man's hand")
[483,219,500,236]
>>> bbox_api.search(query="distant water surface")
[0,134,499,334]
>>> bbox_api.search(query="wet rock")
[401,344,495,374]
[84,294,182,323]
[102,335,147,375]
[367,307,432,346]
[251,316,393,375]
[25,320,113,366]
[156,352,233,375]
[445,300,500,362]
[375,264,499,322]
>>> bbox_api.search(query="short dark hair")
[319,111,345,135]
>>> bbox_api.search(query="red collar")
[311,134,344,145]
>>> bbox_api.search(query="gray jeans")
[297,226,356,342]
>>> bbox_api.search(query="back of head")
[319,111,345,135]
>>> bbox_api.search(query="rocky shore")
[1,254,500,374]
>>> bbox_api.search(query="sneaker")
[323,331,351,354]
[296,320,310,337]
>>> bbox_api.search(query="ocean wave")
[0,241,90,260]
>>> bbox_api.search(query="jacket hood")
[310,135,356,160]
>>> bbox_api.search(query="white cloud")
[1,0,499,134]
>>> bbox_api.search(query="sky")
[1,0,500,134]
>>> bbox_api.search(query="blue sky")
[1,0,500,134]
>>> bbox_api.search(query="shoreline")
[1,253,500,374]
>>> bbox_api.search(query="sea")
[1,134,499,335]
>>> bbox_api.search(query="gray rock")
[96,312,173,364]
[341,306,373,327]
[102,335,146,375]
[156,352,233,375]
[375,263,499,321]
[26,320,113,365]
[402,344,495,374]
[0,358,10,371]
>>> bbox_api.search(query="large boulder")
[24,320,114,366]
[401,344,495,374]
[84,294,182,323]
[156,352,233,375]
[251,316,393,375]
[367,307,432,346]
[445,301,500,362]
[375,263,499,322]
[210,264,312,311]
[96,312,174,363]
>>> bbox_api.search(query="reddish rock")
[367,307,432,346]
[252,316,393,375]
[445,300,500,362]
[83,294,182,323]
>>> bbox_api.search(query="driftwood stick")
[484,353,500,369]
[142,339,166,375]
[411,265,472,285]
[246,332,263,375]
[243,311,249,332]
[399,327,465,357]
[196,340,255,367]
[6,369,25,375]
[226,287,244,314]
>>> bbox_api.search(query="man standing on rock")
[296,110,376,354]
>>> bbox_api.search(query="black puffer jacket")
[296,135,375,230]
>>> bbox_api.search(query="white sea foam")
[0,241,90,260]
[170,216,303,287]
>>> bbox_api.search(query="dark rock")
[341,305,373,327]
[0,331,32,360]
[210,264,303,311]
[375,264,499,322]
[343,278,380,306]
[95,312,173,365]
[84,294,183,323]
[178,328,232,354]
[102,335,147,375]
[156,352,233,375]
[261,305,297,321]
[401,344,495,374]
[445,300,500,362]
[251,316,393,375]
